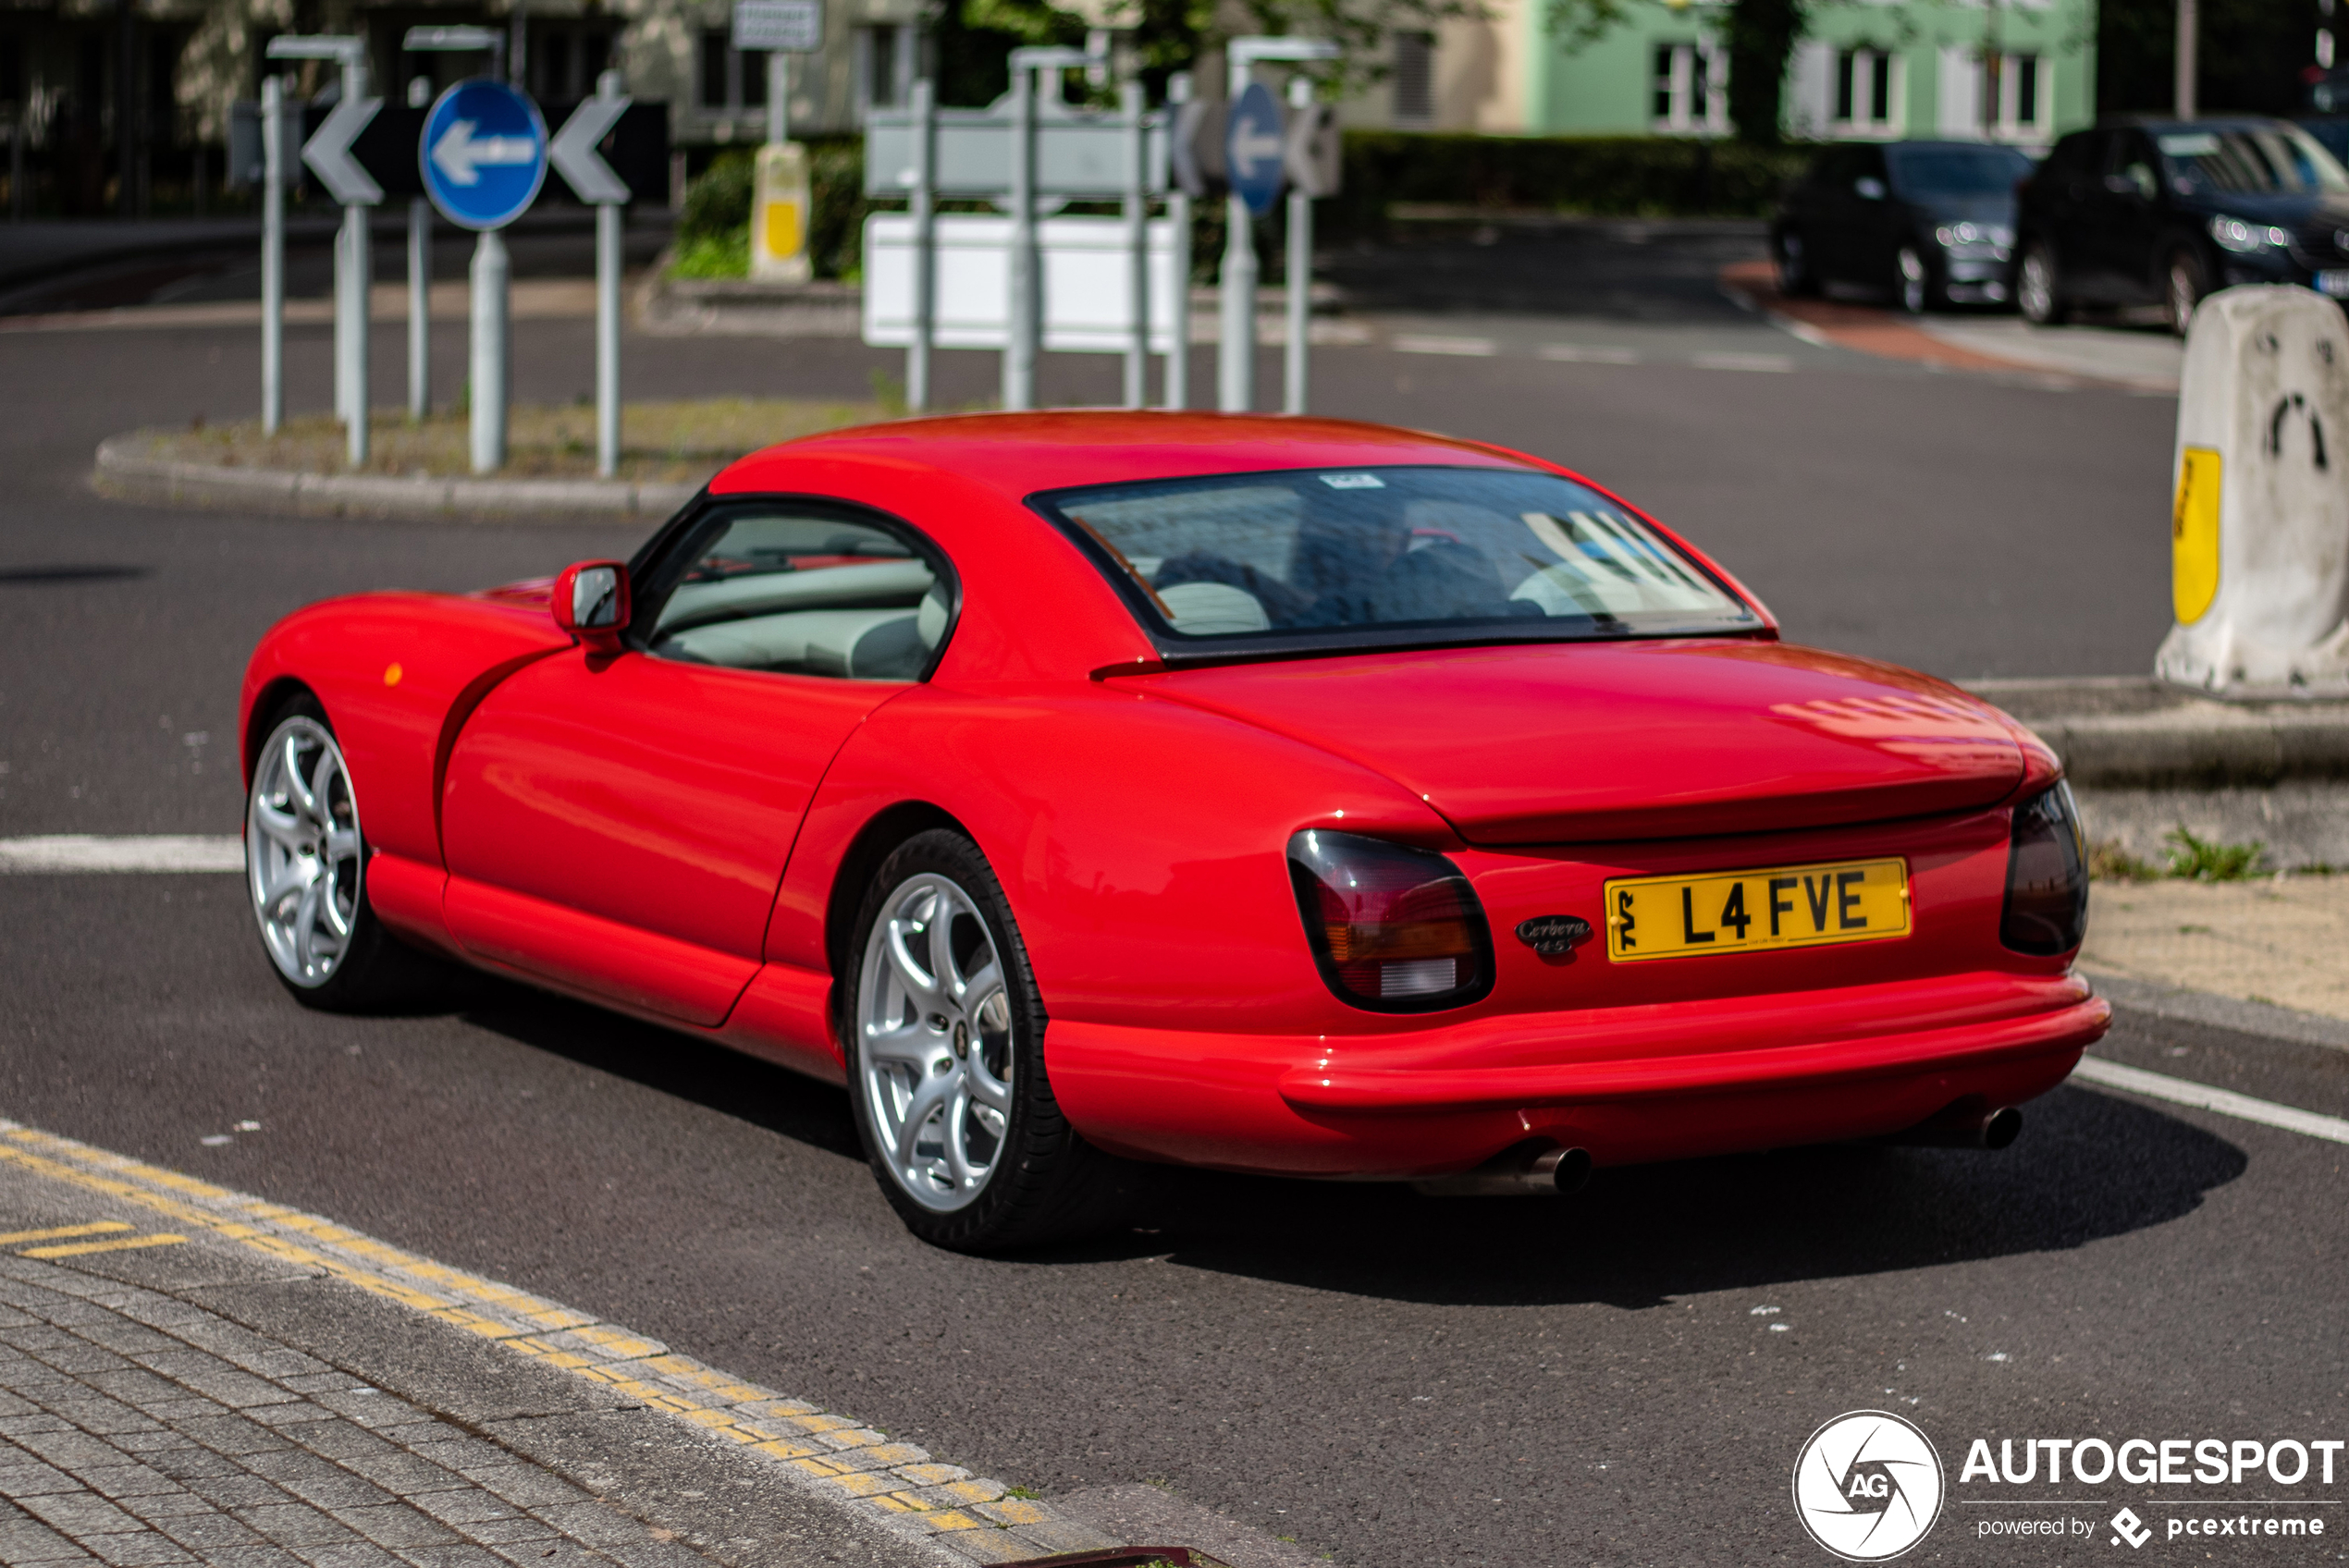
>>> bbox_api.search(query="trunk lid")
[1137,640,2032,844]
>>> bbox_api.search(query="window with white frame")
[1936,46,2047,141]
[855,24,915,114]
[1652,41,1727,135]
[1833,47,1902,135]
[1392,31,1434,126]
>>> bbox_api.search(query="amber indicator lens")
[1286,830,1494,1011]
[2000,781,2089,955]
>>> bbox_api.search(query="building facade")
[1347,0,2097,149]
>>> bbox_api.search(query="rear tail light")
[1999,782,2089,955]
[1287,830,1494,1012]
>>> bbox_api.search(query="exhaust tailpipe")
[1881,1105,2023,1150]
[1413,1145,1593,1197]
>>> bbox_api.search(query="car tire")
[1895,244,1937,314]
[2016,242,2068,325]
[245,692,449,1012]
[2164,245,2209,337]
[843,828,1116,1252]
[1774,229,1819,297]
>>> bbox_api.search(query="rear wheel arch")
[823,801,975,992]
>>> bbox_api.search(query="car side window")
[2109,132,2158,200]
[635,503,954,681]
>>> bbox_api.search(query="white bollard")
[2155,285,2349,695]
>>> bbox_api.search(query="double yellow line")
[0,1219,186,1258]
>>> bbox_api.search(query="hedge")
[1328,133,1812,235]
[671,130,1807,281]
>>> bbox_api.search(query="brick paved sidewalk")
[0,1245,721,1568]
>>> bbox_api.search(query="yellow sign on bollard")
[752,141,813,284]
[2171,446,2221,625]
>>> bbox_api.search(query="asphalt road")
[4,236,2339,1566]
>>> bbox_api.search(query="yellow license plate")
[1604,857,1911,962]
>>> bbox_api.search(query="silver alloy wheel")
[246,716,363,987]
[1776,233,1806,291]
[1897,246,1929,313]
[855,873,1015,1212]
[2168,257,2200,335]
[2019,249,2055,323]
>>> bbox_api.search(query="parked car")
[2015,116,2349,332]
[240,413,2106,1251]
[1772,141,2036,312]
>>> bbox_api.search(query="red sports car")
[240,412,2106,1250]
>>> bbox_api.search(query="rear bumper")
[1047,972,2109,1177]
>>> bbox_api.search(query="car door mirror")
[1854,177,1887,201]
[552,559,631,651]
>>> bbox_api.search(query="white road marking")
[1691,351,1795,373]
[0,835,242,874]
[2072,1055,2349,1145]
[1391,334,1498,357]
[1539,344,1642,364]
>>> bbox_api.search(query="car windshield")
[1038,464,1757,654]
[1890,146,2033,196]
[2158,126,2349,194]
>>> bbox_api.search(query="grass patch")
[2163,826,2265,881]
[2088,839,2162,882]
[669,226,750,280]
[141,398,887,484]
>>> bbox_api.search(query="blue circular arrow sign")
[420,79,548,230]
[1224,82,1286,215]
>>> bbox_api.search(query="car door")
[439,498,955,1025]
[1806,148,1864,281]
[1840,144,1901,288]
[2028,130,2108,298]
[2091,129,2166,300]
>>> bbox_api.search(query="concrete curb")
[2089,969,2349,1053]
[1963,676,2349,787]
[92,433,703,524]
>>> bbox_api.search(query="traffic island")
[1966,676,2349,871]
[92,397,888,521]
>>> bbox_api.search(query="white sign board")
[863,214,1182,352]
[733,0,822,53]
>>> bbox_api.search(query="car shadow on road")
[1110,1086,2244,1308]
[446,983,2244,1306]
[455,981,867,1164]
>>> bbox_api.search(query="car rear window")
[2157,126,2349,194]
[1889,145,2034,196]
[1036,464,1759,658]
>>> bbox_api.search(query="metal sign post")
[1280,77,1342,415]
[1002,43,1102,411]
[272,34,380,465]
[905,78,936,411]
[550,73,634,477]
[735,0,822,285]
[406,79,432,423]
[420,78,550,473]
[1162,72,1198,410]
[1216,36,1337,414]
[260,74,286,435]
[1121,80,1150,410]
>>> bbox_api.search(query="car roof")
[2096,114,2290,132]
[707,411,1537,501]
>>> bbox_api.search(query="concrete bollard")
[2155,286,2349,696]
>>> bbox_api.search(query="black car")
[2015,116,2349,332]
[1771,141,2036,312]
